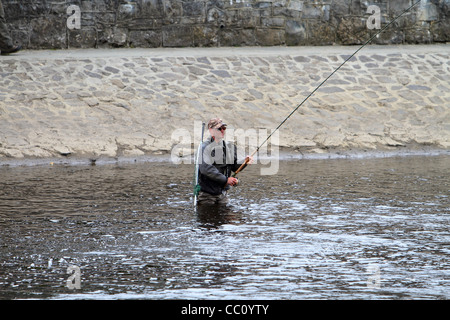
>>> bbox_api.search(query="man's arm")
[199,161,228,187]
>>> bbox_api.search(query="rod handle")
[233,148,257,177]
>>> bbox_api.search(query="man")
[197,118,253,205]
[0,1,21,55]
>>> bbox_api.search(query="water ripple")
[0,155,449,299]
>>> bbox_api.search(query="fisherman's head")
[208,117,227,141]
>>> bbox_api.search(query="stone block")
[261,17,286,28]
[274,1,303,18]
[388,0,415,16]
[336,0,351,16]
[68,28,97,48]
[418,1,439,21]
[126,18,162,30]
[285,20,307,45]
[163,26,193,47]
[288,0,304,12]
[206,7,227,27]
[183,1,205,16]
[110,27,128,47]
[430,20,450,42]
[404,25,434,43]
[129,30,163,47]
[136,0,164,18]
[238,8,261,28]
[306,20,336,45]
[302,3,324,19]
[118,3,137,20]
[93,12,116,26]
[336,16,367,45]
[164,0,183,20]
[256,28,285,46]
[29,17,66,49]
[219,29,256,46]
[371,29,405,45]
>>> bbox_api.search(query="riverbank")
[0,145,447,168]
[0,45,449,165]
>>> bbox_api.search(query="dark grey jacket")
[198,137,244,195]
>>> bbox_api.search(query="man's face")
[210,125,227,141]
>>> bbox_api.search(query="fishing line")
[233,0,422,177]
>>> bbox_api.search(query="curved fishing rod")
[233,0,422,177]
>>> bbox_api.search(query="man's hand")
[227,177,238,186]
[245,155,254,165]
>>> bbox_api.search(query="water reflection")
[0,154,448,299]
[196,198,245,228]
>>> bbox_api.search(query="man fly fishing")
[194,1,422,207]
[196,118,253,206]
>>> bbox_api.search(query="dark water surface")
[0,155,449,300]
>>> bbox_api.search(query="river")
[0,154,448,300]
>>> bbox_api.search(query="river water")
[0,154,448,300]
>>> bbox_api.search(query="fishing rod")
[233,0,422,178]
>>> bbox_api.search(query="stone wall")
[0,45,449,162]
[3,0,449,49]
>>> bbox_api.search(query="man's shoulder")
[224,140,235,147]
[201,139,235,151]
[201,139,212,149]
